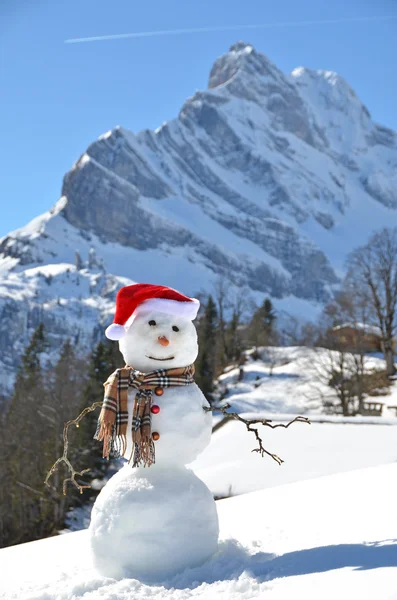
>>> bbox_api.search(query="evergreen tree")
[84,340,122,404]
[75,250,83,271]
[225,310,243,363]
[195,296,219,398]
[261,298,276,334]
[77,340,123,482]
[248,298,277,352]
[1,324,52,546]
[20,323,47,374]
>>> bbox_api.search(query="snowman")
[89,284,219,581]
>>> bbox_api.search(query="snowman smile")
[146,355,175,361]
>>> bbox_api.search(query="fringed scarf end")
[129,438,155,468]
[94,420,126,460]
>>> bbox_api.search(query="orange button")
[152,432,160,441]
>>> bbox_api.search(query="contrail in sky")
[65,14,397,44]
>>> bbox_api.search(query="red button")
[151,404,160,414]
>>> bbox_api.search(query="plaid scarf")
[94,365,195,467]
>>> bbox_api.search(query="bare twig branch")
[45,401,103,495]
[46,397,310,494]
[205,403,310,465]
[16,481,44,496]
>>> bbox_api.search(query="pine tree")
[75,250,83,271]
[261,298,276,334]
[84,340,122,404]
[19,323,47,374]
[1,324,53,546]
[195,296,219,398]
[225,310,243,363]
[77,340,123,482]
[248,298,277,353]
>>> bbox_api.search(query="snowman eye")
[148,320,157,327]
[172,325,179,332]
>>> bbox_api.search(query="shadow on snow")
[166,538,397,589]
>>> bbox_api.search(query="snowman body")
[89,464,218,581]
[89,308,219,581]
[124,383,212,466]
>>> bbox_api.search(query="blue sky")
[1,0,396,238]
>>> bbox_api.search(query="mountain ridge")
[0,41,396,386]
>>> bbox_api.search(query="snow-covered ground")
[2,346,397,598]
[217,346,397,416]
[1,464,396,599]
[193,419,397,497]
[190,346,397,497]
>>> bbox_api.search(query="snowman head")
[105,284,200,373]
[119,311,198,372]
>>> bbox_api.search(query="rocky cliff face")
[0,42,396,387]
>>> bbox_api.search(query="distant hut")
[329,323,384,353]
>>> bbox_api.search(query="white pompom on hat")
[105,283,200,340]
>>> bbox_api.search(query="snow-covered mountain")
[1,42,397,385]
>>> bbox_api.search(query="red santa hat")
[105,283,200,340]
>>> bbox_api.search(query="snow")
[215,346,397,416]
[0,258,134,388]
[291,66,371,152]
[276,295,324,322]
[12,208,217,300]
[192,419,397,498]
[144,193,291,279]
[1,464,397,599]
[189,346,397,497]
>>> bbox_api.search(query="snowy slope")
[1,464,396,600]
[190,346,397,496]
[193,419,397,498]
[1,42,397,385]
[215,346,397,416]
[0,251,134,390]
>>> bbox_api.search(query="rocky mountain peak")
[208,42,283,90]
[291,66,371,122]
[229,41,254,53]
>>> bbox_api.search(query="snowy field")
[193,418,397,498]
[1,464,396,600]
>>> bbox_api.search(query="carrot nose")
[158,336,169,347]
